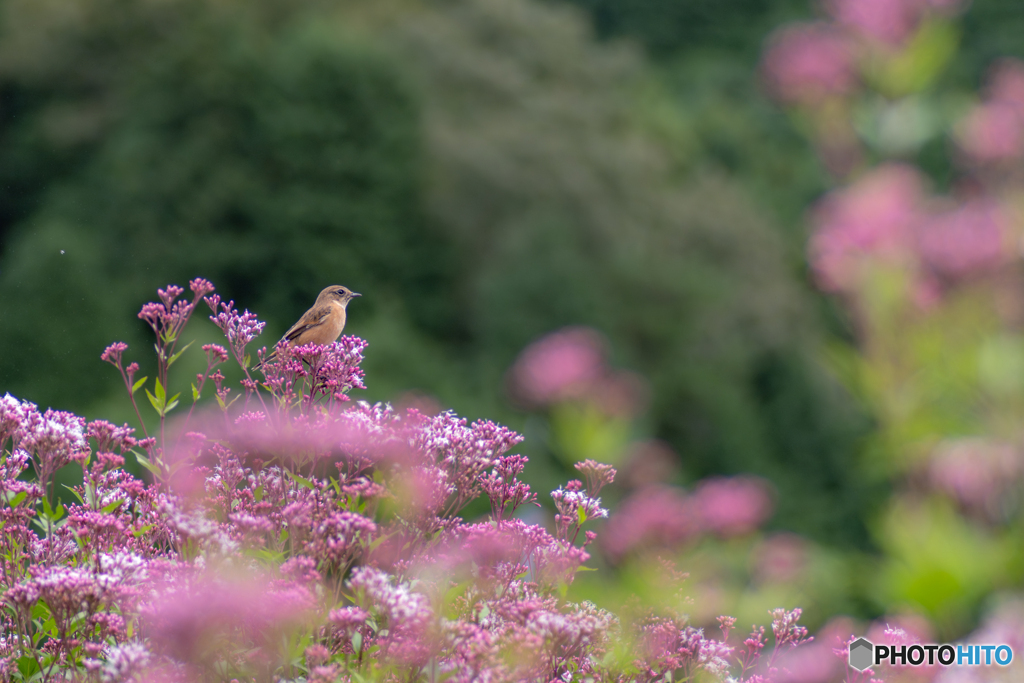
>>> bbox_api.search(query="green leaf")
[168,339,195,367]
[145,387,163,415]
[7,490,27,507]
[133,451,162,476]
[101,499,125,514]
[132,523,155,538]
[17,654,41,677]
[166,393,180,413]
[192,383,200,402]
[39,496,65,523]
[132,376,148,395]
[291,473,316,489]
[62,484,85,505]
[869,19,958,96]
[154,377,166,403]
[577,504,587,526]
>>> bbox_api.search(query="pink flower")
[762,23,857,105]
[507,327,607,407]
[826,0,922,45]
[988,58,1024,112]
[957,102,1024,163]
[809,164,926,291]
[928,438,1022,518]
[752,533,809,585]
[774,617,855,682]
[692,476,773,537]
[141,572,314,668]
[20,407,88,487]
[825,0,964,47]
[204,293,267,364]
[957,60,1024,165]
[0,393,38,451]
[916,199,1008,278]
[620,440,680,489]
[588,370,649,418]
[601,485,696,563]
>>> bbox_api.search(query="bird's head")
[317,285,361,306]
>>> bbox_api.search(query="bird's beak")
[350,292,362,298]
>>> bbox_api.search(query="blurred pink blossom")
[826,0,920,45]
[601,485,696,563]
[602,476,773,562]
[988,58,1024,112]
[620,440,680,489]
[934,599,1024,681]
[928,438,1022,518]
[809,164,926,291]
[752,533,809,585]
[141,571,314,670]
[958,59,1024,165]
[692,476,774,537]
[957,102,1024,163]
[826,0,964,46]
[588,370,649,418]
[911,272,944,310]
[762,23,858,105]
[916,199,1008,278]
[507,327,607,407]
[865,616,940,680]
[866,613,934,647]
[774,617,862,683]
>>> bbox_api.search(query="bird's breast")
[308,304,347,345]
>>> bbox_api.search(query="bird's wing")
[282,305,331,343]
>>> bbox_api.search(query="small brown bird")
[255,285,361,369]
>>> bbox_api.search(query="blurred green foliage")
[0,0,878,551]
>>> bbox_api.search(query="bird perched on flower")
[254,285,360,369]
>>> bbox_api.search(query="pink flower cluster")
[601,476,774,563]
[826,0,963,46]
[631,607,811,682]
[927,438,1023,522]
[809,163,1011,294]
[763,0,966,107]
[204,292,266,366]
[957,60,1024,165]
[507,327,647,417]
[762,23,857,106]
[0,281,814,682]
[258,337,368,411]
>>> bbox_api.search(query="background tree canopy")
[0,0,897,547]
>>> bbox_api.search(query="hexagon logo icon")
[849,637,874,672]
